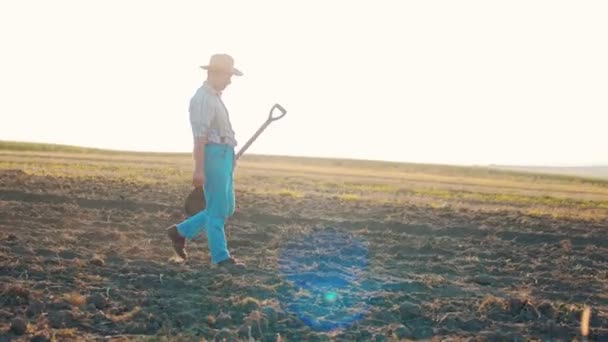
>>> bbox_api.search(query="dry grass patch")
[478,295,507,314]
[278,189,305,198]
[105,306,142,323]
[338,193,361,201]
[63,292,86,307]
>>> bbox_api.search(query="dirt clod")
[3,284,30,303]
[508,298,526,315]
[412,324,434,339]
[30,333,51,342]
[560,239,573,253]
[517,305,539,321]
[261,306,278,324]
[48,310,75,329]
[214,312,233,329]
[372,333,388,342]
[398,301,421,320]
[474,274,494,285]
[214,328,236,341]
[10,317,27,335]
[89,256,105,267]
[0,310,12,319]
[87,293,108,309]
[26,300,44,317]
[393,324,413,339]
[537,302,555,319]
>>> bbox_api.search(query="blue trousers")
[177,144,235,264]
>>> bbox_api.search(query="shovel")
[184,103,287,216]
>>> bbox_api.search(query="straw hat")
[200,53,243,76]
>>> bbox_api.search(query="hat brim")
[200,65,243,76]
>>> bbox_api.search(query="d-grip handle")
[269,103,287,121]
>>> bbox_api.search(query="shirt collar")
[203,81,222,97]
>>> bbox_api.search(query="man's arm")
[190,95,215,187]
[193,137,206,170]
[192,136,206,186]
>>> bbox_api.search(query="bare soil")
[1,168,608,341]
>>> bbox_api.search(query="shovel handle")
[235,103,287,160]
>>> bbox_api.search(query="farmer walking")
[166,53,244,270]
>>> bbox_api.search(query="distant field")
[492,165,608,181]
[2,140,608,340]
[2,140,608,221]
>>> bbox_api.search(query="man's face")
[211,71,233,91]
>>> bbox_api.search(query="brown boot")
[166,225,187,260]
[217,257,246,273]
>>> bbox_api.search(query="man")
[166,53,244,269]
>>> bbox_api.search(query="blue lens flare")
[324,291,338,302]
[278,227,370,331]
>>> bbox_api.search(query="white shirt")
[189,81,237,147]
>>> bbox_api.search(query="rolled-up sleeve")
[189,92,216,142]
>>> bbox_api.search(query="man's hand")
[193,169,204,188]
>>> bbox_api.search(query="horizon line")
[1,139,606,169]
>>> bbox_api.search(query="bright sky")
[1,1,606,166]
